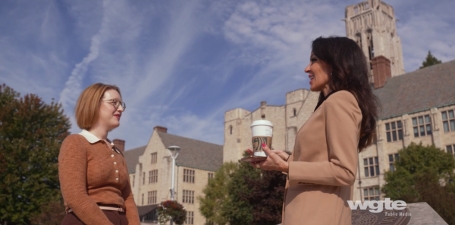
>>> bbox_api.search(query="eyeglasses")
[103,99,126,111]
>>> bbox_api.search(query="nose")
[117,105,124,112]
[304,63,311,73]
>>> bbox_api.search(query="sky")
[1,0,454,150]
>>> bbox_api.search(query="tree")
[247,170,286,225]
[382,142,455,223]
[157,200,186,225]
[199,162,238,225]
[420,51,442,69]
[222,161,259,225]
[0,84,71,225]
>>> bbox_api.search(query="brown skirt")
[61,211,128,225]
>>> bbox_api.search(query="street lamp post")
[167,145,181,225]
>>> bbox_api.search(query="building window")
[412,115,432,137]
[183,169,195,183]
[364,186,380,201]
[293,108,297,116]
[182,190,194,204]
[208,172,214,183]
[151,152,157,164]
[364,157,379,177]
[388,153,399,172]
[141,193,144,205]
[185,211,194,224]
[385,121,403,142]
[442,110,455,132]
[149,170,158,183]
[229,125,233,135]
[148,191,157,204]
[446,144,455,157]
[132,175,135,187]
[142,172,145,185]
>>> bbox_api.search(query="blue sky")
[1,0,454,149]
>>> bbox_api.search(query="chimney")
[113,139,125,152]
[371,55,392,89]
[154,126,168,133]
[260,101,267,119]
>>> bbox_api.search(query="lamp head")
[167,145,181,157]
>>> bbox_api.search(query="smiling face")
[96,89,124,131]
[305,53,332,96]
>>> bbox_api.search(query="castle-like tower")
[345,0,405,87]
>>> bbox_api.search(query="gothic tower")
[345,0,405,88]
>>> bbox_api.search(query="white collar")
[79,129,112,144]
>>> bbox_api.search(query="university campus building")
[122,0,455,224]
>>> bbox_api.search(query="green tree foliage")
[222,162,259,225]
[199,159,286,225]
[0,84,71,224]
[382,143,455,223]
[199,162,238,225]
[420,51,442,69]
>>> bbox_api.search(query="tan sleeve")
[58,135,113,225]
[288,92,361,186]
[123,177,140,224]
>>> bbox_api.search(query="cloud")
[2,0,454,150]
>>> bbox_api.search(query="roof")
[157,131,223,172]
[374,59,455,119]
[137,204,158,217]
[123,145,146,174]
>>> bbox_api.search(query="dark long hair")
[312,36,379,151]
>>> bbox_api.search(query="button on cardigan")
[58,130,140,225]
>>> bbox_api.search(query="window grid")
[446,144,455,157]
[183,169,195,183]
[364,156,379,177]
[147,191,157,204]
[142,172,145,185]
[363,186,380,201]
[185,211,194,224]
[141,193,144,205]
[442,110,455,132]
[182,190,195,204]
[412,115,432,137]
[151,152,157,164]
[388,153,399,172]
[149,170,158,184]
[385,121,403,142]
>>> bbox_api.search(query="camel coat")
[282,90,362,225]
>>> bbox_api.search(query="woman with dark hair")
[253,36,379,225]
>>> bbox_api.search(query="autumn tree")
[0,84,71,225]
[420,51,442,69]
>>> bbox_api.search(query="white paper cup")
[251,120,273,157]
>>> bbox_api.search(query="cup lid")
[250,119,273,127]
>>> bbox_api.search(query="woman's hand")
[253,143,289,173]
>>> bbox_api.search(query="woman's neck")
[88,125,108,141]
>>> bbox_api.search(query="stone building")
[223,60,455,201]
[123,126,223,224]
[345,0,405,86]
